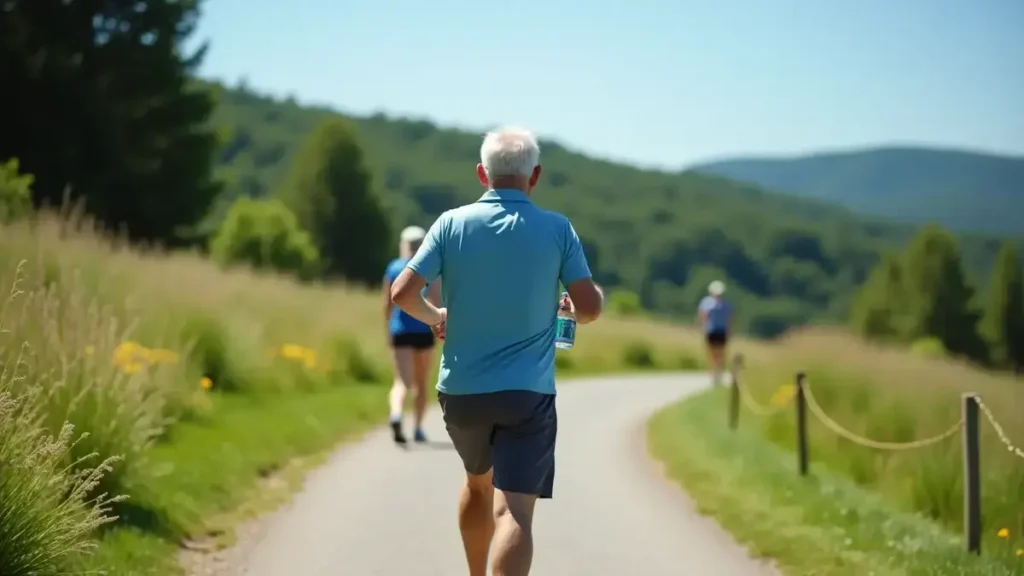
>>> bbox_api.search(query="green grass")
[648,388,1021,576]
[731,331,1023,552]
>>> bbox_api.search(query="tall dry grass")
[737,327,1024,548]
[0,263,125,574]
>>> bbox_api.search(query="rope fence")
[724,353,1023,556]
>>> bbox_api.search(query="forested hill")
[692,147,1024,236]
[207,83,1011,338]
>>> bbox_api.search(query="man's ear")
[529,164,542,187]
[476,163,489,187]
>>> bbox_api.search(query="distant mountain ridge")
[691,147,1024,236]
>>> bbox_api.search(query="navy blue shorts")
[437,390,557,498]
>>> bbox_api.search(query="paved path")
[237,373,776,575]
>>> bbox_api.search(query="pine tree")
[900,225,987,362]
[0,0,220,244]
[277,118,391,284]
[850,253,906,339]
[980,241,1024,371]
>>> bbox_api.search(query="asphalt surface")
[236,373,777,575]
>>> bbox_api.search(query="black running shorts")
[390,332,435,350]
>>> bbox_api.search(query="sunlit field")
[0,213,705,573]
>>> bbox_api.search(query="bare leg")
[459,470,495,576]
[713,346,725,385]
[411,348,432,432]
[705,344,719,385]
[491,490,538,576]
[388,346,415,442]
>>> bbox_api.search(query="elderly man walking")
[390,126,604,576]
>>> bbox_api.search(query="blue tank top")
[384,257,433,335]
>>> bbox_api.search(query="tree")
[0,158,33,223]
[900,225,987,361]
[277,118,390,284]
[850,253,906,339]
[0,0,220,244]
[980,241,1024,371]
[209,197,320,280]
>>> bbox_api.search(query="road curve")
[235,373,776,576]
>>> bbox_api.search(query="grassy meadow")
[650,329,1024,575]
[0,213,704,575]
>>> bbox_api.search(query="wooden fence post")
[962,393,981,555]
[728,355,741,430]
[795,372,809,476]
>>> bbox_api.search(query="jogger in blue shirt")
[698,280,734,386]
[382,225,442,444]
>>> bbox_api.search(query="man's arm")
[382,276,394,323]
[426,277,443,307]
[564,278,604,324]
[560,219,603,324]
[391,269,444,327]
[391,216,446,327]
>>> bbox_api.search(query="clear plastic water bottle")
[555,292,576,350]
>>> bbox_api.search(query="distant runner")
[382,225,442,444]
[697,280,733,386]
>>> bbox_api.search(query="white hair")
[480,126,540,179]
[708,280,726,296]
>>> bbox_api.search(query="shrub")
[555,352,575,371]
[209,197,320,280]
[181,314,277,393]
[677,352,703,370]
[607,289,642,317]
[622,340,656,368]
[327,336,381,384]
[910,337,947,359]
[0,158,33,223]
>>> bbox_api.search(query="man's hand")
[564,278,603,324]
[559,293,574,314]
[431,308,447,341]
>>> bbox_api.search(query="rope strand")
[801,378,962,451]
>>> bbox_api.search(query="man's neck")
[489,177,530,195]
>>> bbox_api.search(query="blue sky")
[191,0,1024,169]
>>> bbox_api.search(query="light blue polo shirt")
[406,188,592,396]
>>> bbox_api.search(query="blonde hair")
[399,225,426,259]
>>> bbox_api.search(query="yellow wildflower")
[770,384,796,407]
[84,345,95,356]
[121,362,143,375]
[280,344,306,360]
[200,377,213,390]
[1016,549,1023,557]
[998,528,1009,538]
[113,340,142,367]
